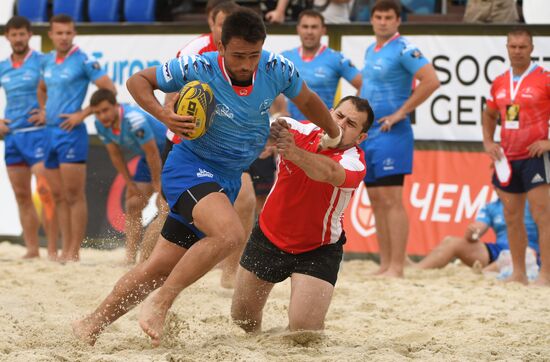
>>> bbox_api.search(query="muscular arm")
[400,64,440,116]
[350,74,362,92]
[105,143,132,183]
[482,106,502,161]
[290,83,339,138]
[127,67,194,137]
[274,125,346,186]
[141,139,162,192]
[37,79,47,109]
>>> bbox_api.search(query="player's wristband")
[320,126,342,149]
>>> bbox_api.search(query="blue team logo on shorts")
[382,157,395,171]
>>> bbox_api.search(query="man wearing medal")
[482,28,550,286]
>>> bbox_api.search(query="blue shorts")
[484,243,506,263]
[44,125,88,169]
[133,156,151,183]
[492,153,550,193]
[362,126,414,183]
[4,129,46,166]
[162,147,241,238]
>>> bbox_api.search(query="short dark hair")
[211,2,240,22]
[297,10,325,26]
[50,14,75,28]
[371,0,401,18]
[90,89,117,107]
[507,27,533,44]
[206,0,231,16]
[335,96,375,133]
[221,8,266,46]
[5,16,31,32]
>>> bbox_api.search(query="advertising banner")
[344,150,497,256]
[341,35,550,141]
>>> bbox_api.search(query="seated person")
[414,190,539,271]
[231,96,373,333]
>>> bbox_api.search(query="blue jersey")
[359,35,428,136]
[95,103,166,156]
[476,200,539,253]
[156,51,303,178]
[41,46,105,127]
[0,50,42,131]
[282,46,359,120]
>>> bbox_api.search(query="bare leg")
[124,182,152,264]
[60,163,87,261]
[139,193,244,347]
[526,184,550,286]
[72,237,186,345]
[139,198,168,263]
[368,186,408,277]
[34,169,59,260]
[498,189,528,285]
[288,274,334,331]
[44,167,71,261]
[7,165,40,258]
[415,236,491,269]
[231,266,274,333]
[220,173,255,288]
[367,187,391,274]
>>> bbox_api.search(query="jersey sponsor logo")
[134,128,145,139]
[196,168,214,178]
[162,62,173,82]
[259,99,272,115]
[215,103,234,119]
[314,67,327,78]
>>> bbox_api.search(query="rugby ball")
[174,80,216,140]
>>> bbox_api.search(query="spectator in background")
[359,0,440,278]
[266,0,353,23]
[414,192,539,271]
[273,10,362,120]
[463,0,519,23]
[90,89,168,265]
[482,28,550,286]
[0,16,58,260]
[38,14,116,262]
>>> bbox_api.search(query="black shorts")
[364,174,405,187]
[161,215,201,249]
[492,153,550,193]
[239,224,345,286]
[160,139,174,166]
[245,156,276,196]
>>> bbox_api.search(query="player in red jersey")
[482,28,550,286]
[231,96,374,332]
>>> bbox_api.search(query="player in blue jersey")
[72,8,341,347]
[0,16,58,260]
[90,89,168,264]
[275,10,362,120]
[37,14,116,262]
[359,0,440,278]
[415,193,539,270]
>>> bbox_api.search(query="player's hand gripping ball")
[174,81,216,140]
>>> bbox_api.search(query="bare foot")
[504,272,528,285]
[532,275,550,287]
[370,267,388,276]
[71,317,100,346]
[380,268,404,278]
[48,253,59,262]
[139,292,170,347]
[22,252,39,259]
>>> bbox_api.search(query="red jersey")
[168,33,218,144]
[259,119,366,254]
[486,64,550,160]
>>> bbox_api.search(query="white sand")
[1,241,549,361]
